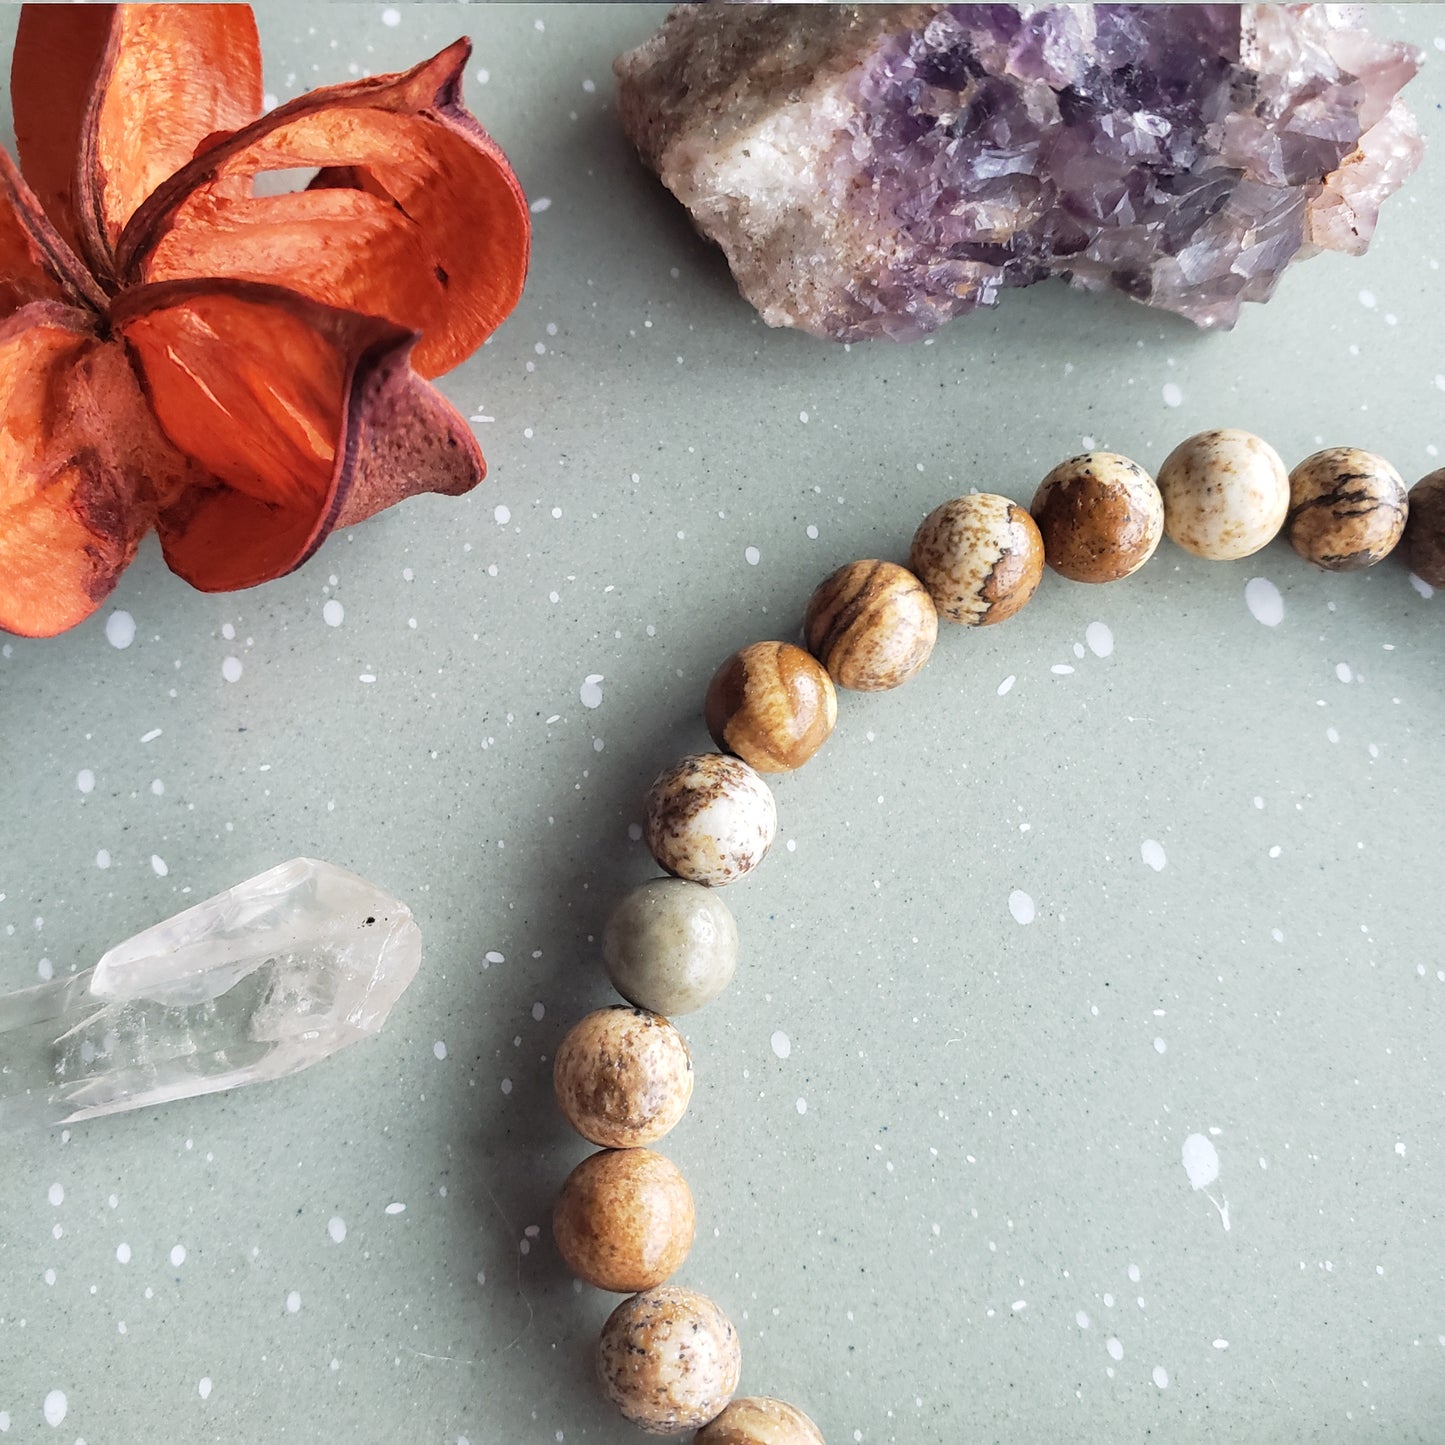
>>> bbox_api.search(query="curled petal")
[0,151,107,320]
[112,278,484,592]
[13,3,262,281]
[0,302,184,637]
[118,41,530,378]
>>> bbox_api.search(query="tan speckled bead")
[1157,428,1289,560]
[695,1396,826,1444]
[553,1148,695,1293]
[644,754,776,887]
[597,1284,741,1435]
[553,1006,693,1148]
[1400,468,1445,586]
[705,642,838,772]
[1030,452,1164,582]
[803,559,937,690]
[1285,447,1407,570]
[908,493,1044,624]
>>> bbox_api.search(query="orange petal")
[0,302,179,637]
[112,278,485,592]
[0,150,107,320]
[118,41,530,379]
[13,3,262,281]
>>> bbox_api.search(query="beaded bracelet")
[547,432,1445,1440]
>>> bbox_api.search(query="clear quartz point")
[0,858,421,1128]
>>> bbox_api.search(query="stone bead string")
[549,433,1445,1441]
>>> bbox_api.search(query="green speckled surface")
[2,5,1443,1441]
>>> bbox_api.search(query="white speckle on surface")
[37,957,52,980]
[140,728,162,743]
[1153,1365,1170,1389]
[198,1377,212,1401]
[221,656,243,683]
[1141,839,1167,872]
[221,622,235,641]
[1335,661,1352,683]
[150,779,164,796]
[771,1030,791,1060]
[1051,663,1075,675]
[532,1001,545,1021]
[1409,573,1434,599]
[493,504,511,526]
[1245,576,1284,627]
[997,675,1016,696]
[105,611,136,649]
[116,1243,130,1264]
[286,1291,301,1313]
[475,68,489,85]
[1106,1338,1124,1362]
[43,1391,66,1427]
[381,7,400,25]
[433,1040,447,1060]
[529,196,552,214]
[1085,621,1114,658]
[170,1244,186,1267]
[795,1097,807,1115]
[1153,1037,1167,1054]
[1395,1141,1407,1157]
[1214,1339,1230,1350]
[744,546,761,566]
[1359,288,1376,308]
[385,1202,406,1215]
[328,1217,347,1244]
[1076,1311,1090,1328]
[0,1411,8,1431]
[1128,1264,1141,1283]
[323,599,344,627]
[76,770,95,794]
[1161,382,1183,407]
[151,855,168,877]
[48,1182,63,1207]
[501,1078,513,1094]
[1008,889,1035,925]
[1183,1135,1219,1189]
[96,849,111,869]
[580,674,604,709]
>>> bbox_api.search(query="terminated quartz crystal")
[0,858,420,1126]
[615,5,1423,340]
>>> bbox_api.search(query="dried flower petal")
[119,40,529,378]
[114,279,483,591]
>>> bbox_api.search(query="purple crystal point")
[615,4,1423,340]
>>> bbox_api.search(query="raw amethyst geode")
[615,4,1423,340]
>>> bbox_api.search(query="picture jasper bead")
[597,1284,741,1435]
[803,559,937,690]
[1030,452,1164,582]
[695,1397,826,1445]
[909,493,1044,624]
[1400,467,1445,586]
[644,754,776,887]
[553,1148,695,1293]
[554,1006,693,1148]
[1157,428,1289,560]
[603,877,739,1015]
[1285,447,1407,570]
[705,641,837,772]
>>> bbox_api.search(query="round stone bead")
[695,1397,826,1444]
[597,1285,741,1435]
[553,1006,693,1148]
[1400,468,1445,586]
[1285,447,1407,570]
[1156,428,1289,560]
[908,493,1044,623]
[803,559,937,690]
[603,877,739,1014]
[553,1148,695,1293]
[1030,452,1164,582]
[705,641,838,772]
[644,754,776,887]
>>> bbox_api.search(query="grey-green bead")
[603,878,739,1015]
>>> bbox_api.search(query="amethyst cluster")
[614,5,1423,340]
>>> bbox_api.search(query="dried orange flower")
[1,4,530,637]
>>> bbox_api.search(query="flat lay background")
[2,5,1444,1441]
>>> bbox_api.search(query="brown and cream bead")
[1285,447,1408,570]
[553,1147,695,1293]
[695,1397,826,1444]
[553,1006,693,1148]
[1030,451,1164,582]
[1401,467,1445,587]
[644,754,776,887]
[1157,428,1289,560]
[705,641,837,772]
[597,1284,741,1435]
[803,559,937,691]
[908,493,1044,623]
